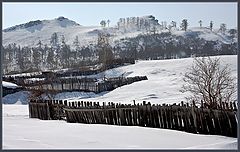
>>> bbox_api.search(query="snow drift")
[3,105,237,149]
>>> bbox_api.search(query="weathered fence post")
[191,100,197,133]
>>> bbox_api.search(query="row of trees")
[116,15,159,32]
[3,31,116,74]
[114,32,237,60]
[179,19,229,33]
[99,15,232,34]
[3,33,100,74]
[100,20,111,27]
[3,27,237,74]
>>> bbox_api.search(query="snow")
[3,17,235,48]
[2,91,30,104]
[2,55,237,149]
[2,81,18,88]
[172,27,234,44]
[53,91,103,100]
[63,55,237,105]
[3,55,237,105]
[3,105,237,149]
[4,71,42,77]
[3,17,101,47]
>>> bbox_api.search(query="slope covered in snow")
[3,16,101,47]
[2,91,30,104]
[3,16,236,48]
[68,55,237,104]
[172,27,233,44]
[3,55,237,105]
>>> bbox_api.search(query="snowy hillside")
[3,16,236,47]
[3,16,101,47]
[3,16,237,75]
[55,55,238,104]
[3,55,237,105]
[3,16,153,47]
[172,27,233,44]
[3,55,237,149]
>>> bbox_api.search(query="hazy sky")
[3,2,237,29]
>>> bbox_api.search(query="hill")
[3,16,237,47]
[3,55,237,105]
[2,16,237,74]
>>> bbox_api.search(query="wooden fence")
[29,100,238,138]
[3,58,135,85]
[24,76,148,93]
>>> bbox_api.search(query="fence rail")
[24,76,148,93]
[3,58,135,84]
[29,100,238,138]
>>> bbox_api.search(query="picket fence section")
[29,100,238,138]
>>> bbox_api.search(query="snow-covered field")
[2,55,237,149]
[3,105,237,149]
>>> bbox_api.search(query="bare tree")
[219,23,227,34]
[167,25,172,32]
[107,19,110,27]
[100,20,106,27]
[151,25,158,34]
[97,31,114,70]
[198,20,202,28]
[180,19,188,31]
[180,57,237,109]
[210,21,213,31]
[28,80,57,101]
[171,21,177,28]
[229,29,237,41]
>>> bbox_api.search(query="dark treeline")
[114,31,237,60]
